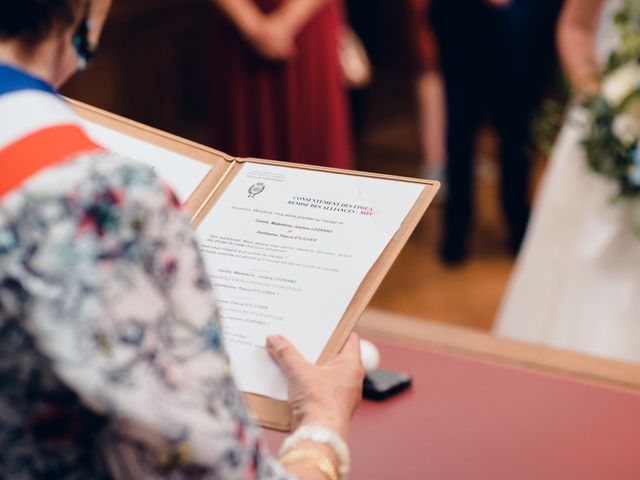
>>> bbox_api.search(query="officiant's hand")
[266,332,364,440]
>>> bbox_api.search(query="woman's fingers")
[266,335,307,377]
[338,333,362,363]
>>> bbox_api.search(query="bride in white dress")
[495,0,640,363]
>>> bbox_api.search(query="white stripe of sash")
[0,90,80,149]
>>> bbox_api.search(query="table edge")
[357,309,640,392]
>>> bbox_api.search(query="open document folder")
[69,99,440,431]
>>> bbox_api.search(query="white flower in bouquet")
[602,62,640,107]
[613,113,640,145]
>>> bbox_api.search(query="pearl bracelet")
[279,425,350,479]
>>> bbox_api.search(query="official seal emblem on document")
[248,182,265,198]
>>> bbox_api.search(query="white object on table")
[359,338,380,373]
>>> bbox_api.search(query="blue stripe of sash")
[0,64,57,96]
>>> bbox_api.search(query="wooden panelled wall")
[62,0,218,146]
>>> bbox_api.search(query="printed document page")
[197,163,425,400]
[80,119,211,202]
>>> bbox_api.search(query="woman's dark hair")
[0,0,83,45]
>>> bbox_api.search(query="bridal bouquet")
[582,1,640,224]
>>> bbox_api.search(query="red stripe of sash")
[0,124,103,198]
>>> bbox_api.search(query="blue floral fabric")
[0,153,292,479]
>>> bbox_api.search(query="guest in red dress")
[210,0,353,169]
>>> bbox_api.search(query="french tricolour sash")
[0,64,103,198]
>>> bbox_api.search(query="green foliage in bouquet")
[582,0,640,232]
[609,1,640,71]
[531,75,571,155]
[582,94,640,196]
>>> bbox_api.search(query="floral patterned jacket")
[0,151,293,479]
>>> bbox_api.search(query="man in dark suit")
[431,0,563,264]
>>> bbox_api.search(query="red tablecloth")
[263,338,640,479]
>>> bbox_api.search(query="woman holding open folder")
[0,1,363,478]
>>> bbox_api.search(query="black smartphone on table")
[363,368,412,401]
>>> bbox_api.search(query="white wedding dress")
[494,0,640,364]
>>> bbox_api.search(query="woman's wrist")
[279,426,350,479]
[234,6,263,40]
[574,71,601,99]
[300,416,347,442]
[295,403,350,441]
[267,9,299,39]
[568,55,601,98]
[271,0,322,39]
